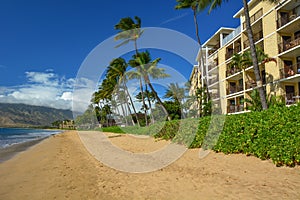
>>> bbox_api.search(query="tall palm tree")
[114,16,143,54]
[198,0,279,110]
[126,68,148,125]
[114,16,145,125]
[129,51,171,120]
[107,57,139,126]
[175,0,211,105]
[175,0,204,45]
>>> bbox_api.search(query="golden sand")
[0,130,299,199]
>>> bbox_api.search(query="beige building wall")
[191,0,299,115]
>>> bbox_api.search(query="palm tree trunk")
[119,99,128,126]
[243,0,268,110]
[145,75,171,121]
[123,80,139,126]
[139,77,148,126]
[145,85,155,124]
[193,8,201,45]
[193,7,211,106]
[134,39,138,55]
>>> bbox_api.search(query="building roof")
[233,0,257,18]
[202,27,235,47]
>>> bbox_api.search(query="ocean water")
[0,128,62,149]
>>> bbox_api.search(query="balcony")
[278,37,300,54]
[242,8,263,30]
[277,6,300,29]
[243,31,263,49]
[208,62,218,71]
[285,93,297,105]
[226,67,242,77]
[279,62,300,79]
[234,45,242,54]
[208,74,219,85]
[222,25,242,47]
[227,105,244,114]
[225,50,234,60]
[208,44,220,56]
[227,84,243,95]
[210,92,220,100]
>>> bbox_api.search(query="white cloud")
[25,71,59,86]
[0,70,97,113]
[60,92,73,101]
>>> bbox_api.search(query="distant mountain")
[0,103,73,127]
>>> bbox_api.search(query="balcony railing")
[226,67,242,77]
[208,74,219,85]
[285,93,298,105]
[279,62,300,79]
[227,85,243,95]
[208,62,218,71]
[277,11,300,29]
[227,105,244,113]
[243,31,263,48]
[210,92,220,100]
[234,45,242,54]
[222,25,242,46]
[243,8,263,29]
[208,44,220,56]
[278,37,300,53]
[225,50,234,60]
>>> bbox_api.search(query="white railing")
[222,25,241,47]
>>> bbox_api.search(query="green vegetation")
[0,103,73,127]
[103,104,300,167]
[96,126,125,133]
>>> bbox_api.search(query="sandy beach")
[0,130,299,199]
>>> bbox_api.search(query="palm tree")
[114,16,143,54]
[135,89,156,124]
[197,0,279,110]
[107,58,139,126]
[114,16,144,125]
[230,47,276,85]
[164,83,186,118]
[175,0,211,107]
[164,83,185,104]
[126,68,148,125]
[129,51,171,120]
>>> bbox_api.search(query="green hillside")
[0,103,73,127]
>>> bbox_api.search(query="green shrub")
[98,104,300,167]
[153,104,300,167]
[96,126,125,133]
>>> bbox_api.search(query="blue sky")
[0,0,244,112]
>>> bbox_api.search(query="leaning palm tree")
[129,51,171,120]
[114,16,145,125]
[126,68,148,125]
[107,58,139,126]
[198,0,279,110]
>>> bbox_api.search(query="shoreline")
[0,136,50,163]
[0,130,300,199]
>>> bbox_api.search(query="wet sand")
[0,130,299,199]
[0,137,48,163]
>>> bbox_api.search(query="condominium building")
[190,0,300,114]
